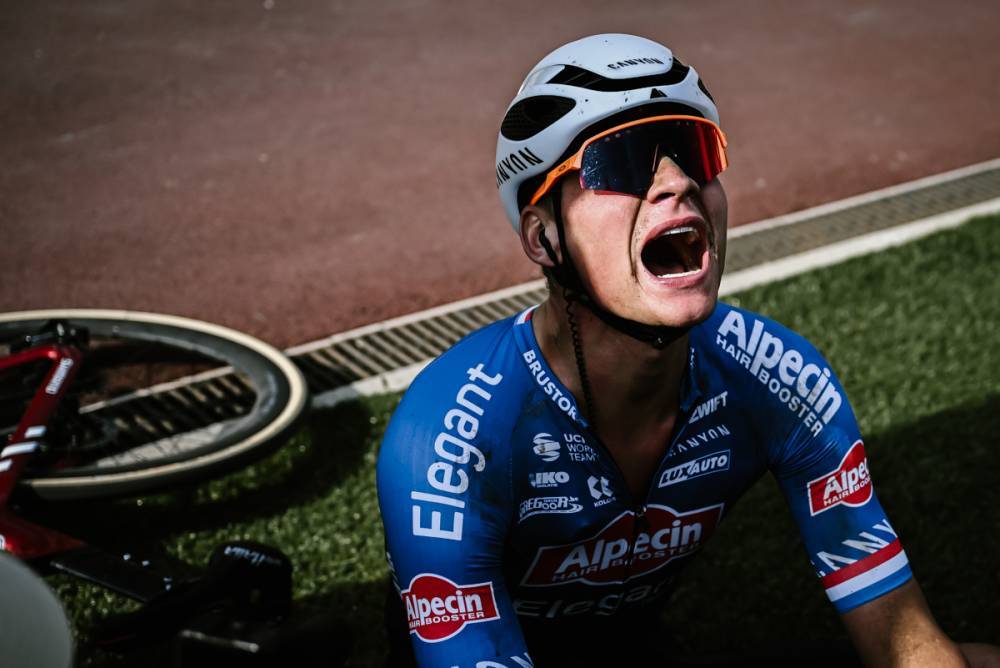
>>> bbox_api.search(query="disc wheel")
[0,310,309,500]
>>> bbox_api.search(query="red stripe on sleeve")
[821,539,903,589]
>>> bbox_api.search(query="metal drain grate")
[288,287,548,396]
[288,161,1000,400]
[76,373,256,452]
[725,166,1000,272]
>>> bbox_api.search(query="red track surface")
[3,1,999,347]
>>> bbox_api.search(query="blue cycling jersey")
[376,302,912,668]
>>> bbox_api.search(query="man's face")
[560,155,728,328]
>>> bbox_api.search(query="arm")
[376,361,531,667]
[842,578,967,667]
[748,320,997,667]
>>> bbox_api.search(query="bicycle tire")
[0,309,308,500]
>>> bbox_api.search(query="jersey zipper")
[583,399,696,585]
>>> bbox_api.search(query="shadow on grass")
[284,394,1000,664]
[661,392,1000,653]
[16,399,376,563]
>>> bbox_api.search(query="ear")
[518,204,560,268]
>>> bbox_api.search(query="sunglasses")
[529,115,729,205]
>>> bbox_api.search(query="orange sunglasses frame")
[528,114,729,206]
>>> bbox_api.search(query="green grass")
[37,214,1000,664]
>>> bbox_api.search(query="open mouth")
[640,222,709,279]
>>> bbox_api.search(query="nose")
[645,155,698,204]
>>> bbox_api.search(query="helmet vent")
[501,95,577,141]
[546,58,690,92]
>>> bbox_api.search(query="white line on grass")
[719,196,1000,295]
[313,197,1000,405]
[729,157,1000,239]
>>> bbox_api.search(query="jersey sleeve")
[376,357,532,668]
[768,341,913,614]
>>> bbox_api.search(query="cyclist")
[376,33,998,667]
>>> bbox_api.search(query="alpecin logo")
[521,503,724,587]
[807,440,872,516]
[716,309,842,436]
[401,574,499,643]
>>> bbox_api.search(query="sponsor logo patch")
[669,424,731,457]
[716,309,843,435]
[689,391,728,424]
[521,503,724,586]
[587,475,614,506]
[807,440,872,516]
[519,496,583,522]
[658,450,730,488]
[532,433,560,462]
[564,433,597,462]
[528,471,569,488]
[401,574,499,642]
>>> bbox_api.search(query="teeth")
[656,269,700,279]
[660,225,695,236]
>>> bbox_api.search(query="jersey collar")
[512,305,706,425]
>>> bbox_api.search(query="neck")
[532,291,689,438]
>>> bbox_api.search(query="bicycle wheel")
[0,310,308,500]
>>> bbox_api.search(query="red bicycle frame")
[0,343,85,559]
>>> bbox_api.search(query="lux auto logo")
[520,503,724,587]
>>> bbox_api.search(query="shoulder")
[393,315,525,427]
[376,315,528,540]
[694,302,857,458]
[379,315,530,471]
[701,302,826,366]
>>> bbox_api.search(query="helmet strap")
[536,184,688,351]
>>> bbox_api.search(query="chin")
[648,291,718,329]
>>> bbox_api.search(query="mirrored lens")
[579,120,726,197]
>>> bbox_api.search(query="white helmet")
[496,33,720,232]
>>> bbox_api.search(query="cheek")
[702,180,728,261]
[563,188,638,249]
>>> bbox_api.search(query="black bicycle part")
[92,540,293,650]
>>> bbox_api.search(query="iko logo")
[528,471,569,488]
[521,503,724,586]
[716,309,842,436]
[532,433,560,462]
[658,450,730,488]
[807,440,872,516]
[587,475,613,504]
[401,574,499,643]
[519,496,583,522]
